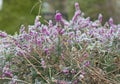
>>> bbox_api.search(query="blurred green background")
[0,0,119,34]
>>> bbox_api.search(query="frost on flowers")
[0,2,120,84]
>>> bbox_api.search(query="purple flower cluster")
[13,1,120,56]
[0,2,120,84]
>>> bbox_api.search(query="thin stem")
[0,77,30,84]
[27,52,41,65]
[23,52,50,83]
[38,0,42,16]
[30,2,39,14]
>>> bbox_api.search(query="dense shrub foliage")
[0,2,120,84]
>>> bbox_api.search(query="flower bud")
[75,2,80,11]
[49,20,53,27]
[55,12,62,22]
[109,17,113,26]
[0,31,7,38]
[98,13,103,23]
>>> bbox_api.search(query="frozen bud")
[35,21,41,28]
[55,12,62,22]
[72,3,81,21]
[110,28,114,34]
[84,61,90,67]
[109,17,113,26]
[79,74,84,79]
[71,69,76,74]
[92,20,100,27]
[44,48,49,54]
[49,20,53,27]
[37,38,41,46]
[75,2,80,11]
[86,17,90,21]
[35,16,40,23]
[11,77,17,84]
[72,47,77,52]
[98,13,103,23]
[84,53,88,57]
[72,11,81,22]
[81,12,85,17]
[34,16,41,28]
[73,79,78,84]
[41,59,46,69]
[42,26,49,35]
[62,69,69,75]
[59,29,65,35]
[20,25,25,34]
[4,71,13,77]
[0,31,7,38]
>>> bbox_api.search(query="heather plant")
[0,2,120,84]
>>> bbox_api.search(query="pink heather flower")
[55,12,62,22]
[98,13,103,23]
